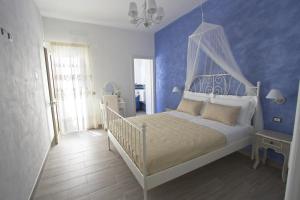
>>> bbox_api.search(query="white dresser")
[118,98,126,116]
[99,96,126,129]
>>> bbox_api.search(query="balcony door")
[47,42,97,134]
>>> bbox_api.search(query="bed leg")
[142,123,148,200]
[108,136,111,151]
[143,189,148,200]
[251,144,255,160]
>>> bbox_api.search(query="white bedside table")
[253,130,292,182]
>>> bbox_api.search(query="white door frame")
[40,44,55,143]
[131,57,156,115]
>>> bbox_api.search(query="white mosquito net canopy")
[185,22,254,90]
[185,22,263,130]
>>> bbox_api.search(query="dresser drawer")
[262,138,282,149]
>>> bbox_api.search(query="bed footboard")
[105,106,148,200]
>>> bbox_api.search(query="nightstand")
[253,130,292,182]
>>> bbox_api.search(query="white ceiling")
[34,0,206,33]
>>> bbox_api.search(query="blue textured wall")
[156,0,300,133]
[155,0,300,162]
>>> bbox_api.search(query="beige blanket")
[111,113,226,175]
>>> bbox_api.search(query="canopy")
[185,22,254,90]
[185,22,263,130]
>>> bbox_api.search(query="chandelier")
[128,0,165,28]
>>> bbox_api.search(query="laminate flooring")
[33,130,285,200]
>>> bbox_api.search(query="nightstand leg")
[251,142,255,160]
[253,146,260,169]
[262,149,267,165]
[108,136,111,151]
[282,155,288,182]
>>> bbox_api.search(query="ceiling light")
[128,0,165,28]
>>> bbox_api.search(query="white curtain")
[50,43,97,134]
[185,22,264,130]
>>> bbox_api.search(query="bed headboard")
[188,74,262,130]
[189,74,260,97]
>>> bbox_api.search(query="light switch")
[273,117,282,123]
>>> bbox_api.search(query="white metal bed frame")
[106,74,261,200]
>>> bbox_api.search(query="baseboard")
[28,138,54,200]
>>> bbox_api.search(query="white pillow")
[183,91,211,102]
[210,95,257,126]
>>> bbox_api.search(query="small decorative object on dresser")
[253,130,292,182]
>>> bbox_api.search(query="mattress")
[166,110,254,144]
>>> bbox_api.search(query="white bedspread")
[166,110,254,144]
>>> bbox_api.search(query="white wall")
[0,0,52,199]
[43,17,155,117]
[285,81,300,200]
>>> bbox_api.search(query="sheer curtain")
[50,43,97,134]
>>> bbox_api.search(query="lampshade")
[128,2,138,18]
[147,0,157,14]
[172,86,181,93]
[155,7,165,21]
[266,89,286,104]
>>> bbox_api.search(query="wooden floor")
[33,130,285,200]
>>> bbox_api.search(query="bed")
[105,74,261,200]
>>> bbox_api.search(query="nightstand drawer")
[262,138,282,149]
